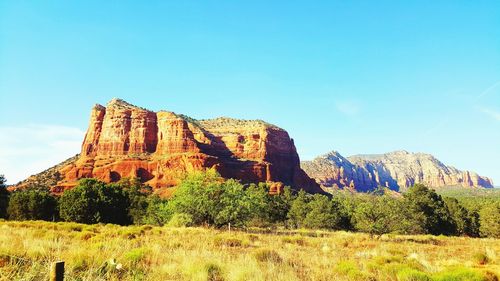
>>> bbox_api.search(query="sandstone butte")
[28,98,323,195]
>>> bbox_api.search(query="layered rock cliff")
[302,150,494,192]
[31,98,322,194]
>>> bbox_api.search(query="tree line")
[0,172,498,238]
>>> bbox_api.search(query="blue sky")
[1,1,499,185]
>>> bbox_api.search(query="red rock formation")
[53,98,324,195]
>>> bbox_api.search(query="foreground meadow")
[0,220,498,281]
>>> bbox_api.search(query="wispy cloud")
[335,100,361,116]
[0,124,84,184]
[478,107,500,122]
[423,81,500,136]
[475,80,500,101]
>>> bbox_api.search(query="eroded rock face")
[52,99,323,194]
[302,150,494,191]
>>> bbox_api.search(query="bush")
[335,261,372,280]
[59,179,130,225]
[124,248,147,265]
[167,170,254,228]
[110,178,153,225]
[473,252,490,265]
[353,196,401,235]
[7,190,57,221]
[253,249,283,263]
[281,236,306,246]
[205,263,224,281]
[167,213,193,227]
[0,175,9,219]
[403,184,456,235]
[287,190,309,228]
[432,267,491,281]
[479,203,500,238]
[303,194,342,229]
[166,170,224,226]
[444,197,478,236]
[214,236,243,248]
[396,268,431,281]
[140,196,171,226]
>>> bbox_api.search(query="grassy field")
[0,221,498,281]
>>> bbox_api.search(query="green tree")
[0,175,9,219]
[166,170,223,226]
[168,170,256,228]
[331,194,359,231]
[303,194,341,229]
[479,202,500,238]
[141,196,171,226]
[7,190,57,221]
[267,187,295,226]
[59,178,130,225]
[444,197,478,237]
[353,195,401,236]
[211,179,251,227]
[245,183,273,227]
[287,190,310,228]
[403,184,455,235]
[110,177,153,224]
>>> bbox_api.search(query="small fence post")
[50,261,64,281]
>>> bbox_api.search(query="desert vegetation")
[0,220,499,280]
[1,173,499,280]
[1,172,499,237]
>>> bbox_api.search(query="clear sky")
[1,1,499,185]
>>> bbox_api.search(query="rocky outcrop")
[34,98,323,194]
[302,150,494,192]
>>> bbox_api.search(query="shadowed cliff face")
[47,99,323,194]
[302,150,494,191]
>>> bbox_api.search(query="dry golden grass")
[0,220,498,281]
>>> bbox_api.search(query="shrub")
[205,263,224,281]
[303,194,342,229]
[444,197,478,236]
[479,203,500,238]
[354,196,402,235]
[7,190,57,221]
[253,249,283,263]
[335,260,372,280]
[0,175,8,219]
[433,267,491,281]
[114,178,152,225]
[78,231,95,241]
[214,236,243,247]
[166,213,193,227]
[473,252,490,265]
[71,256,89,272]
[124,248,147,265]
[396,268,431,281]
[167,171,254,228]
[403,184,456,235]
[59,179,130,225]
[166,170,226,226]
[281,236,306,246]
[336,260,358,275]
[372,255,404,265]
[287,190,309,228]
[141,196,171,226]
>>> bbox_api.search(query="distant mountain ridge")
[301,150,494,191]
